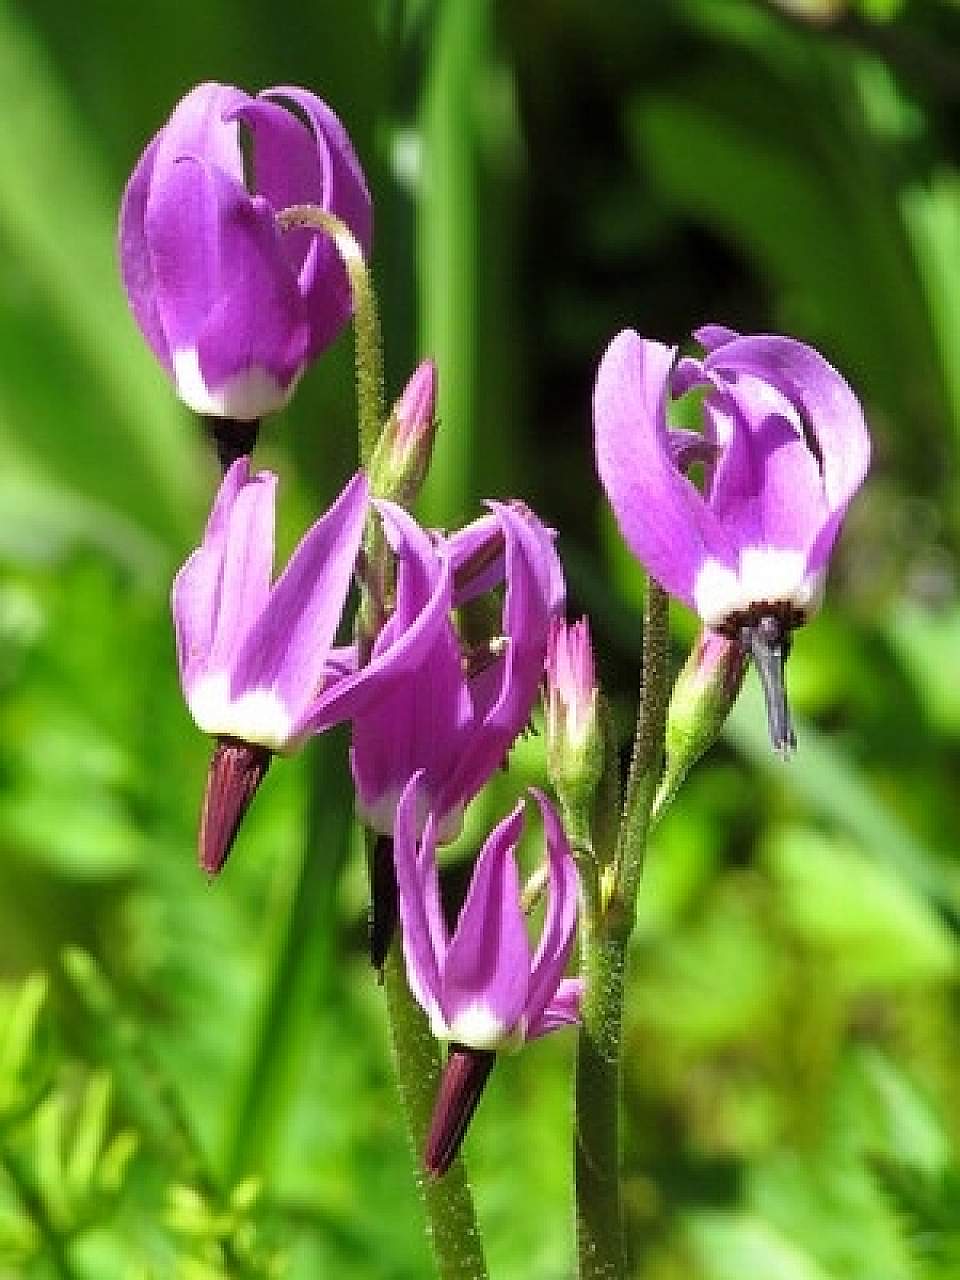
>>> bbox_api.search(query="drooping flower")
[119,81,372,421]
[392,773,582,1175]
[351,499,565,844]
[173,459,447,872]
[593,325,871,749]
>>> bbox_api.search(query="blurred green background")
[2,0,960,1276]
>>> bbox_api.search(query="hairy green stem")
[381,941,488,1280]
[277,205,385,462]
[575,580,671,1280]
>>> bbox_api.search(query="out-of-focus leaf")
[0,2,204,547]
[887,602,960,738]
[686,1212,833,1280]
[764,824,957,988]
[725,681,960,919]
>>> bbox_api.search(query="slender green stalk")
[575,580,671,1280]
[277,205,385,461]
[381,941,489,1280]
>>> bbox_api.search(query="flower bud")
[656,628,747,819]
[544,617,603,812]
[369,360,438,506]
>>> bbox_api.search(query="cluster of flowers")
[119,82,870,1176]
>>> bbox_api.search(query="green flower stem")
[276,206,384,463]
[575,580,671,1280]
[381,938,489,1280]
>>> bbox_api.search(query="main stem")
[382,939,488,1280]
[575,581,670,1280]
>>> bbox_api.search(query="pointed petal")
[118,136,170,368]
[393,774,444,1021]
[527,978,584,1039]
[154,82,247,183]
[441,802,531,1046]
[524,791,580,1029]
[204,468,277,676]
[171,458,250,691]
[350,506,468,831]
[594,330,733,607]
[231,471,367,721]
[694,323,741,352]
[299,509,453,737]
[262,86,373,355]
[704,335,870,517]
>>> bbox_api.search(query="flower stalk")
[574,580,671,1280]
[276,205,384,463]
[380,894,489,1280]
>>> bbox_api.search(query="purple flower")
[393,774,582,1173]
[351,499,565,843]
[119,82,372,420]
[173,459,447,870]
[594,325,871,748]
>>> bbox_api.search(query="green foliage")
[2,0,960,1277]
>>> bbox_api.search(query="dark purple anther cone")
[199,737,272,874]
[204,417,261,473]
[424,1045,496,1178]
[738,611,796,755]
[370,833,398,976]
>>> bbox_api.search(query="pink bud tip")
[395,359,437,452]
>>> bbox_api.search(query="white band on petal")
[445,1003,524,1053]
[694,548,825,626]
[173,347,299,420]
[188,672,294,751]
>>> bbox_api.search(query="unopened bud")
[544,617,603,811]
[655,628,746,821]
[369,359,438,506]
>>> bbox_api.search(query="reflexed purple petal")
[171,458,251,689]
[350,504,467,829]
[198,468,277,682]
[263,85,373,355]
[527,978,583,1039]
[226,96,323,277]
[232,471,367,719]
[704,335,871,515]
[594,330,733,606]
[300,518,454,737]
[145,153,233,354]
[393,775,443,1018]
[118,137,170,368]
[524,791,579,1029]
[671,355,707,397]
[441,802,531,1042]
[706,375,828,555]
[694,323,740,352]
[193,182,309,403]
[449,513,505,606]
[154,82,247,184]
